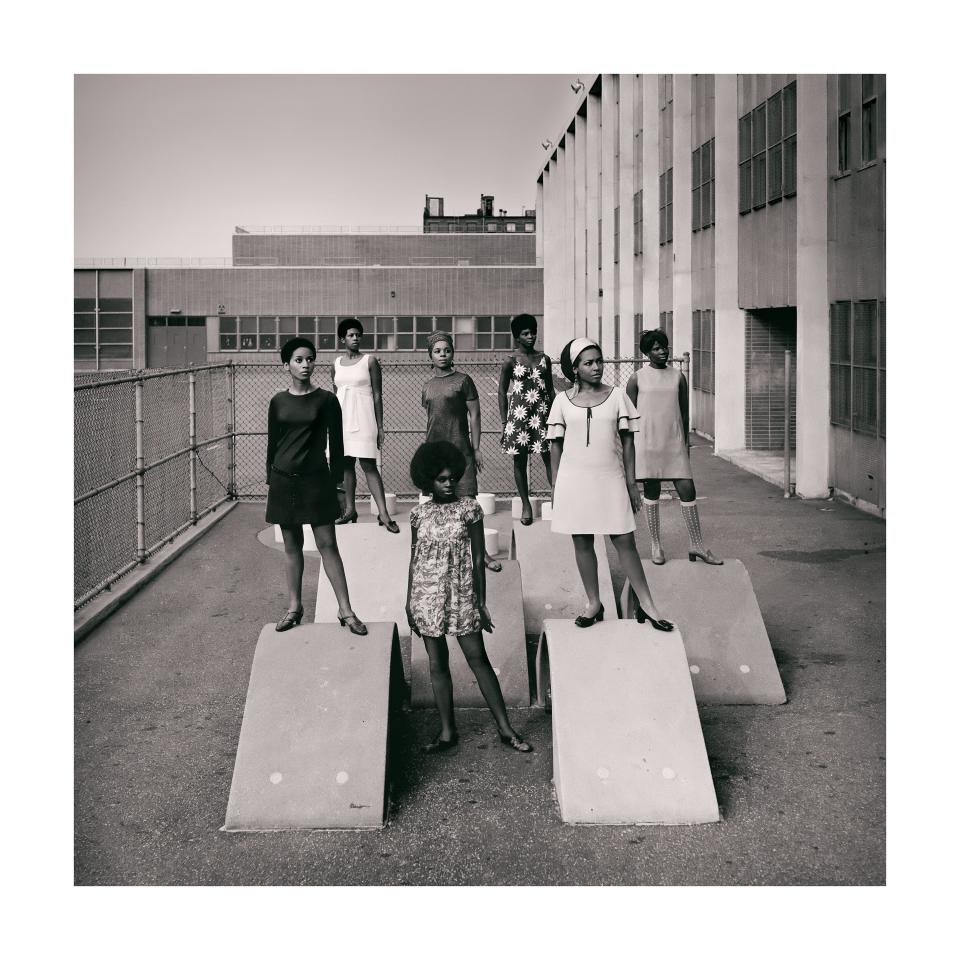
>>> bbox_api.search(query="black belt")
[270,465,328,479]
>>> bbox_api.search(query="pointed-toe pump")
[275,606,304,632]
[634,606,674,631]
[574,603,605,628]
[377,516,400,534]
[335,510,358,525]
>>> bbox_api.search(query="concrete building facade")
[75,196,542,372]
[536,74,885,514]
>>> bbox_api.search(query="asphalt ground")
[74,436,885,885]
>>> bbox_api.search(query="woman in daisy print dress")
[498,314,555,525]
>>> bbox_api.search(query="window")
[838,75,852,174]
[633,191,642,255]
[752,102,766,209]
[830,299,885,436]
[767,91,783,202]
[659,311,673,347]
[692,309,715,394]
[738,112,752,214]
[486,222,498,232]
[74,272,134,369]
[634,313,642,353]
[783,80,797,196]
[659,168,673,245]
[692,139,715,231]
[524,222,535,232]
[861,75,878,163]
[506,222,516,233]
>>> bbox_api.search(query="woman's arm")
[543,355,556,407]
[466,397,483,473]
[678,371,690,446]
[327,393,345,485]
[497,358,513,427]
[549,437,564,499]
[468,517,492,631]
[265,397,278,483]
[329,362,337,391]
[625,371,639,408]
[405,523,420,636]
[621,432,641,512]
[370,356,385,449]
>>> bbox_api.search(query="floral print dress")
[501,355,551,455]
[408,498,485,637]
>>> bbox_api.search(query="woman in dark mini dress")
[266,337,367,634]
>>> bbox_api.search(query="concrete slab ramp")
[536,619,719,825]
[621,559,786,704]
[410,558,529,707]
[511,520,617,636]
[223,621,403,831]
[314,521,412,638]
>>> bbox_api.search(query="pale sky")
[74,74,583,258]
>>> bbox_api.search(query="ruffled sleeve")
[615,386,641,432]
[463,499,485,526]
[545,393,566,440]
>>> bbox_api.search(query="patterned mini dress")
[500,354,551,455]
[408,498,485,637]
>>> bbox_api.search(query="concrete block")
[223,622,403,830]
[510,520,616,636]
[477,493,497,515]
[484,527,500,557]
[511,496,523,519]
[368,493,398,516]
[540,502,553,521]
[536,619,719,825]
[410,558,529,708]
[315,521,412,637]
[620,559,785,705]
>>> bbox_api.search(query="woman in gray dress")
[626,329,722,565]
[421,331,501,571]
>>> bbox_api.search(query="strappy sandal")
[337,612,368,635]
[499,732,533,753]
[422,732,459,754]
[275,606,304,632]
[485,556,502,572]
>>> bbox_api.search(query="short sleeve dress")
[408,498,485,637]
[501,354,552,455]
[632,365,692,479]
[333,354,379,459]
[546,386,640,535]
[422,371,480,497]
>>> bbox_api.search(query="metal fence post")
[227,362,237,499]
[134,376,146,563]
[189,371,198,523]
[784,349,792,498]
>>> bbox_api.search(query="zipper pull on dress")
[586,406,592,446]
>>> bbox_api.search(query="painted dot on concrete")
[662,767,676,780]
[597,767,610,780]
[739,664,751,674]
[689,665,700,674]
[335,771,349,785]
[544,603,553,610]
[269,772,283,784]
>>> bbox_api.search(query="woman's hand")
[627,480,641,514]
[406,604,420,638]
[478,604,495,633]
[377,427,384,450]
[474,448,484,473]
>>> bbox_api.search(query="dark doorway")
[744,307,796,450]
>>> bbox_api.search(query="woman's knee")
[312,524,337,550]
[572,533,595,550]
[358,457,378,472]
[674,478,697,502]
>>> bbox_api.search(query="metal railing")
[75,353,687,609]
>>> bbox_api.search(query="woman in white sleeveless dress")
[329,318,399,533]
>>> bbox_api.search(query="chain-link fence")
[75,365,234,609]
[76,354,688,608]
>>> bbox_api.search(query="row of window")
[74,299,134,366]
[423,222,535,233]
[692,140,716,232]
[216,315,521,353]
[739,81,797,213]
[659,169,674,245]
[838,75,881,174]
[691,309,716,394]
[829,299,885,437]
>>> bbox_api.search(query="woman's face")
[574,347,604,385]
[285,346,316,382]
[430,340,454,370]
[645,339,669,364]
[342,328,362,351]
[432,466,457,500]
[516,326,537,350]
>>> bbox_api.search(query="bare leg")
[467,494,501,571]
[457,632,515,736]
[513,450,532,520]
[423,635,456,741]
[610,532,671,624]
[341,457,357,516]
[359,457,393,523]
[312,523,359,620]
[279,525,305,611]
[572,533,601,615]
